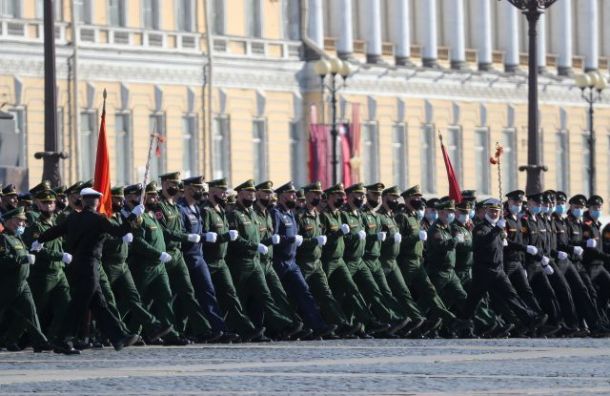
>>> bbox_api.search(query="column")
[537,14,547,73]
[392,0,411,66]
[501,2,519,72]
[583,0,599,71]
[446,0,466,69]
[421,0,438,67]
[474,0,492,71]
[335,0,353,59]
[556,0,573,76]
[307,0,324,47]
[364,0,382,63]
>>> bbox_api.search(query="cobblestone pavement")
[1,338,610,395]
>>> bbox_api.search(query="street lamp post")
[313,58,352,185]
[506,0,557,195]
[575,71,608,196]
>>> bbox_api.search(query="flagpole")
[140,128,157,205]
[496,142,503,200]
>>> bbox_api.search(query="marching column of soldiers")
[2,172,610,354]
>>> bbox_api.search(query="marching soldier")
[1,184,19,215]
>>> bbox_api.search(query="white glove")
[62,252,73,264]
[377,232,387,242]
[573,246,584,257]
[543,263,554,275]
[131,204,145,217]
[159,252,172,263]
[187,233,201,243]
[587,239,597,248]
[357,230,367,240]
[271,234,281,245]
[316,235,327,246]
[393,233,402,244]
[122,233,134,244]
[419,230,428,241]
[526,245,538,255]
[455,234,465,243]
[257,244,269,255]
[295,235,304,247]
[30,240,43,252]
[557,251,568,261]
[27,254,36,265]
[340,224,351,235]
[503,239,508,247]
[496,218,506,229]
[205,232,218,243]
[228,230,239,241]
[541,256,550,266]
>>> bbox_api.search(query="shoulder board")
[584,220,593,226]
[155,211,164,220]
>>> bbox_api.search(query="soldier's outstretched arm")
[23,223,63,262]
[37,219,68,243]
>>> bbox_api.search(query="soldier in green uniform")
[202,178,264,341]
[425,200,468,321]
[255,181,305,338]
[21,187,71,345]
[226,179,298,339]
[1,184,19,216]
[25,181,52,224]
[154,172,214,340]
[0,207,50,352]
[102,186,172,342]
[53,185,68,211]
[319,183,389,336]
[377,186,426,335]
[55,181,85,225]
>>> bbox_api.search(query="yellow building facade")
[0,0,609,200]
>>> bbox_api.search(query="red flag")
[93,90,112,216]
[440,135,463,203]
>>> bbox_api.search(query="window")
[182,115,198,178]
[583,134,591,195]
[115,113,131,185]
[420,124,436,194]
[252,119,268,181]
[213,115,231,181]
[282,0,300,40]
[176,0,194,32]
[392,123,407,189]
[446,126,462,185]
[36,0,63,21]
[74,0,92,24]
[142,0,160,29]
[502,128,518,192]
[0,0,20,17]
[108,0,126,27]
[555,129,569,193]
[79,111,97,180]
[474,128,490,195]
[0,108,26,167]
[245,0,262,38]
[362,122,380,184]
[149,113,166,180]
[209,0,225,35]
[289,121,304,185]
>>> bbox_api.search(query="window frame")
[212,114,232,183]
[252,118,269,182]
[361,120,380,185]
[392,122,408,189]
[420,123,437,194]
[79,110,98,180]
[182,113,199,178]
[115,111,133,185]
[446,125,463,186]
[474,127,491,195]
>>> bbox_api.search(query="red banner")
[93,100,112,216]
[441,139,463,203]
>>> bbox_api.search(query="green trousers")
[262,259,303,326]
[27,270,70,342]
[1,282,48,346]
[380,258,424,321]
[427,268,468,315]
[298,259,349,326]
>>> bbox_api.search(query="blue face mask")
[446,213,455,225]
[457,213,469,224]
[555,204,567,215]
[510,205,522,215]
[415,209,425,221]
[15,226,25,236]
[590,210,602,220]
[469,209,475,219]
[531,206,542,215]
[571,208,584,219]
[425,210,438,223]
[540,206,549,214]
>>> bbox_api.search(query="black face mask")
[310,198,321,207]
[242,199,254,208]
[167,187,179,196]
[334,198,344,208]
[130,199,140,207]
[112,203,123,212]
[368,199,379,208]
[285,200,296,209]
[410,199,424,210]
[388,200,399,210]
[353,198,364,208]
[215,196,227,208]
[258,199,270,208]
[56,201,66,210]
[146,203,159,211]
[74,199,83,208]
[193,192,203,201]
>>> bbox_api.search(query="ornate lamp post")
[505,0,557,194]
[313,58,352,185]
[575,71,608,196]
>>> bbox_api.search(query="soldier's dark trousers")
[526,262,562,325]
[299,260,349,326]
[184,253,227,333]
[381,259,424,321]
[347,259,397,323]
[28,271,71,342]
[263,261,303,325]
[548,261,579,327]
[364,258,405,320]
[556,259,601,327]
[428,269,468,315]
[1,283,48,346]
[588,262,610,317]
[505,261,543,314]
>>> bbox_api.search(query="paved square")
[1,338,610,395]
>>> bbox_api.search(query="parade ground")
[1,338,610,395]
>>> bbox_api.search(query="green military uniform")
[226,180,293,334]
[377,186,424,322]
[22,189,70,343]
[295,182,350,328]
[341,183,399,324]
[155,173,211,336]
[395,185,455,324]
[425,200,467,314]
[202,179,257,336]
[254,181,303,326]
[0,207,48,348]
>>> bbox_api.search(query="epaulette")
[584,219,593,226]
